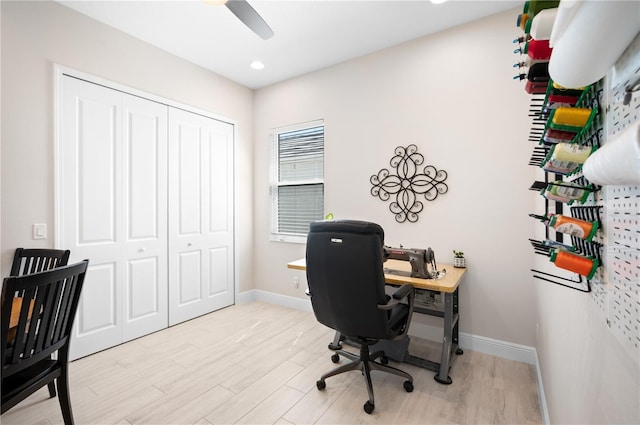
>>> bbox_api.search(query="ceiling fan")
[206,0,274,40]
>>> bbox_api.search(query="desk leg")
[434,289,462,385]
[453,288,463,356]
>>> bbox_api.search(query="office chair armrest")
[378,284,414,310]
[392,283,413,300]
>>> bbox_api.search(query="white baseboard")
[238,289,312,312]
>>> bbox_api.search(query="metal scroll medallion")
[370,144,448,223]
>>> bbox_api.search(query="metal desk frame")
[404,287,462,384]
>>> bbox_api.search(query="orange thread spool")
[548,214,598,241]
[550,249,599,279]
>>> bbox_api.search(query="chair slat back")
[1,260,89,377]
[10,248,71,277]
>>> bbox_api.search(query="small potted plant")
[453,250,466,268]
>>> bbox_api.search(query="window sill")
[270,234,307,244]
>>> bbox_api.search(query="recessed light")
[430,0,449,4]
[250,61,265,70]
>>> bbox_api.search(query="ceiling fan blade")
[225,0,274,40]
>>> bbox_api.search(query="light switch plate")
[32,223,47,240]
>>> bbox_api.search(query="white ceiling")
[57,0,520,89]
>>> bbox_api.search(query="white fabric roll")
[548,1,640,88]
[583,121,640,185]
[530,8,558,41]
[549,0,582,48]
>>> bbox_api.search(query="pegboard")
[597,31,640,361]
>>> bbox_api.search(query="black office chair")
[9,247,71,398]
[305,220,415,414]
[1,260,89,425]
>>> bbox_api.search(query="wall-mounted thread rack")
[514,2,640,363]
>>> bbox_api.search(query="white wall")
[253,9,538,347]
[0,0,254,293]
[536,277,640,424]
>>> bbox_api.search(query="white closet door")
[121,94,168,342]
[168,108,234,325]
[60,76,168,359]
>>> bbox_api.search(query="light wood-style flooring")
[2,301,541,424]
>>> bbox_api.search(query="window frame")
[269,119,325,243]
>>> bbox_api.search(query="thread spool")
[526,80,548,94]
[545,94,579,110]
[551,143,594,164]
[542,181,591,204]
[550,249,598,279]
[544,128,576,144]
[547,214,598,241]
[527,7,557,40]
[517,13,531,31]
[542,158,578,175]
[552,107,592,127]
[527,62,549,82]
[524,55,546,68]
[527,0,560,16]
[551,82,585,97]
[525,39,553,60]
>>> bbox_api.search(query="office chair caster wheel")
[403,380,414,392]
[316,380,326,390]
[363,401,375,414]
[331,353,340,363]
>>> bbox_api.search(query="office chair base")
[317,345,413,414]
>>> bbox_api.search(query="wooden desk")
[287,258,467,384]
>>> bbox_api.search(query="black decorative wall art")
[370,144,448,223]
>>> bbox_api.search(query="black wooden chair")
[1,260,89,425]
[9,248,71,398]
[10,248,71,277]
[305,220,415,414]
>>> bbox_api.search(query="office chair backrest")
[306,220,391,339]
[10,248,71,277]
[1,260,89,377]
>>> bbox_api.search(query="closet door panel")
[76,262,118,334]
[209,247,229,296]
[61,77,124,359]
[169,109,234,325]
[77,98,117,244]
[177,124,202,235]
[178,250,202,304]
[121,94,168,342]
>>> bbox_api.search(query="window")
[270,120,324,242]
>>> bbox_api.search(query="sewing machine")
[383,245,445,279]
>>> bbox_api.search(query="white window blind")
[271,122,324,241]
